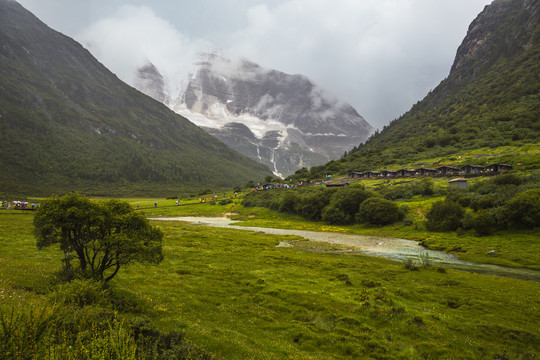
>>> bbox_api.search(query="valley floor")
[1,199,538,359]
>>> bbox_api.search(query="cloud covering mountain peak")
[133,53,373,177]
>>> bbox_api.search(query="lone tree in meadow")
[34,193,163,283]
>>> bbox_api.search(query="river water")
[152,216,540,282]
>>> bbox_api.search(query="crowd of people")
[1,200,38,209]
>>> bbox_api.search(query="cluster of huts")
[349,163,512,179]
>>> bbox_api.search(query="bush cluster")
[0,279,215,360]
[243,185,404,226]
[244,173,538,235]
[427,174,539,234]
[378,178,436,200]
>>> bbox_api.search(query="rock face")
[136,54,373,177]
[134,63,168,103]
[450,0,539,82]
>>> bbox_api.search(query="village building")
[396,169,416,177]
[348,171,364,179]
[415,168,437,176]
[364,171,381,178]
[347,162,513,182]
[449,178,468,189]
[485,163,512,173]
[380,170,398,178]
[460,164,485,175]
[436,165,460,176]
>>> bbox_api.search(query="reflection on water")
[152,217,540,282]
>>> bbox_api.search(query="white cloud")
[77,5,211,98]
[18,0,492,129]
[225,0,490,128]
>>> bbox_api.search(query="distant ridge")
[0,0,272,196]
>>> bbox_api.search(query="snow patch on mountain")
[173,103,297,139]
[135,53,374,177]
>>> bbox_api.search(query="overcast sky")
[17,0,492,129]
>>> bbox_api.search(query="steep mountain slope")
[136,54,374,177]
[302,0,539,178]
[0,0,271,196]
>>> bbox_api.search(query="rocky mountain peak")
[450,0,539,80]
[134,62,168,103]
[136,53,374,177]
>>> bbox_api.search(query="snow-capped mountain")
[135,54,374,177]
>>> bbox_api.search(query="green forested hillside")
[297,0,539,179]
[0,0,271,196]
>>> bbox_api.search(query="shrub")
[493,173,522,186]
[278,192,299,213]
[243,190,282,210]
[446,189,472,207]
[297,188,336,221]
[419,178,434,195]
[357,197,405,226]
[48,279,111,308]
[504,189,540,229]
[470,195,496,210]
[404,259,419,270]
[463,210,497,235]
[382,186,414,201]
[419,252,433,267]
[322,187,373,224]
[425,200,465,232]
[321,204,349,225]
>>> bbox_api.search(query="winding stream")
[152,216,540,282]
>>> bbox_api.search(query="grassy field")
[133,190,537,271]
[221,203,540,270]
[77,191,540,270]
[1,207,539,359]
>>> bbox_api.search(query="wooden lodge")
[348,171,364,178]
[485,163,512,173]
[436,165,460,175]
[460,164,485,175]
[348,163,513,180]
[449,178,468,189]
[378,170,396,177]
[396,169,416,177]
[416,168,437,176]
[363,171,381,178]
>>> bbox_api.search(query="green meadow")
[1,198,539,359]
[225,203,540,271]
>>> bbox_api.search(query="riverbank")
[122,195,540,270]
[229,205,540,270]
[152,216,540,282]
